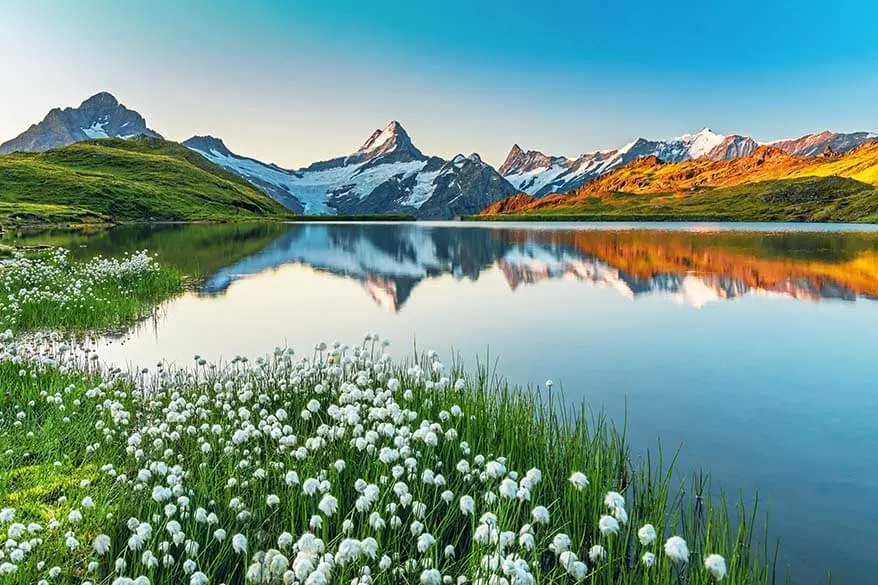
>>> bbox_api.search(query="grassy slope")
[0,137,294,224]
[484,177,878,222]
[480,143,878,222]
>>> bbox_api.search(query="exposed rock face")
[770,131,877,156]
[185,122,518,218]
[706,135,759,160]
[0,92,161,154]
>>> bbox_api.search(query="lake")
[8,221,878,584]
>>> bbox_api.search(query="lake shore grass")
[0,252,783,584]
[0,248,183,333]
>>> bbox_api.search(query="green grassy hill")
[479,143,878,223]
[0,137,294,224]
[476,176,878,223]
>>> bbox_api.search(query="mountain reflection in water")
[196,223,878,310]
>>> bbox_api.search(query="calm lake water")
[9,221,878,584]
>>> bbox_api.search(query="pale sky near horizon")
[1,0,877,168]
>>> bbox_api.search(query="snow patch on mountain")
[402,169,442,208]
[81,120,109,139]
[680,128,726,158]
[186,141,332,215]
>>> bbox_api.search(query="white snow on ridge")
[360,126,395,153]
[191,145,432,214]
[332,160,427,201]
[191,147,334,215]
[81,121,109,139]
[680,128,725,159]
[505,160,570,195]
[402,169,441,208]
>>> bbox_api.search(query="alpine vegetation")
[0,253,775,584]
[0,248,182,332]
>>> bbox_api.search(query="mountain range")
[183,123,516,218]
[483,141,878,222]
[1,91,877,221]
[499,128,878,197]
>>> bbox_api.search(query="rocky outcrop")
[0,92,161,154]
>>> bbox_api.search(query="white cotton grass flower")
[417,532,435,553]
[551,533,571,553]
[0,508,14,523]
[664,536,690,564]
[420,568,441,585]
[642,552,656,568]
[604,491,625,511]
[318,494,338,516]
[704,553,728,581]
[92,534,111,555]
[638,523,657,546]
[598,515,619,536]
[531,505,550,524]
[232,533,247,554]
[569,472,589,490]
[588,545,606,562]
[558,550,578,569]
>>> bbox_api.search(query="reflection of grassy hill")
[0,137,294,224]
[3,223,291,277]
[515,228,878,298]
[480,143,878,222]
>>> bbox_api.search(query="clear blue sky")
[1,0,877,167]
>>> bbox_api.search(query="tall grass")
[0,248,182,333]
[0,339,779,585]
[0,253,782,584]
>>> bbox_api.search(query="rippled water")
[9,221,878,583]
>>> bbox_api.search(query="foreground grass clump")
[0,248,182,332]
[0,331,775,585]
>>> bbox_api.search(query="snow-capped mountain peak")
[678,127,726,159]
[502,128,754,197]
[354,120,424,163]
[359,120,406,152]
[0,91,161,154]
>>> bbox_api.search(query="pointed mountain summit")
[0,91,161,154]
[357,120,422,159]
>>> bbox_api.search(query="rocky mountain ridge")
[0,92,161,154]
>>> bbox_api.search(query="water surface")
[9,221,878,584]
